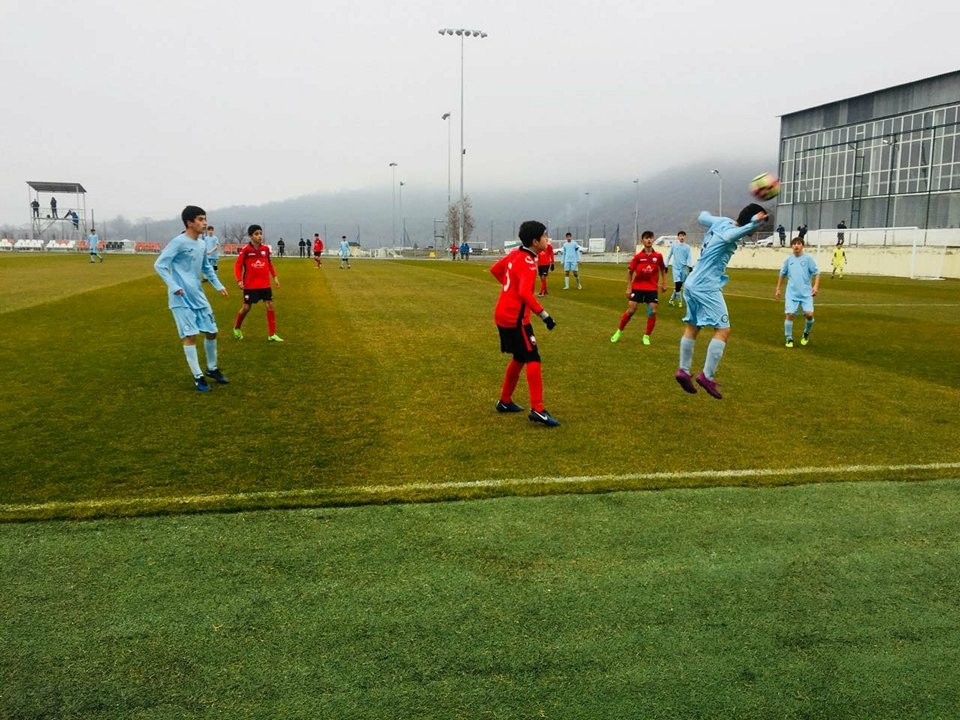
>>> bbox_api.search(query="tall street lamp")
[389,162,398,247]
[399,180,405,248]
[711,168,722,216]
[584,192,591,241]
[633,178,640,244]
[441,112,452,210]
[439,27,488,249]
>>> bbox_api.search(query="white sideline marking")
[3,462,960,515]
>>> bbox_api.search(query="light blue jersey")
[684,212,761,293]
[780,253,819,313]
[665,241,692,281]
[560,241,582,269]
[339,240,350,259]
[681,212,762,329]
[155,232,225,311]
[88,233,99,253]
[205,233,220,261]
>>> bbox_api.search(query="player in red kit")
[610,230,668,346]
[536,238,555,296]
[491,220,560,427]
[312,233,324,268]
[233,224,283,342]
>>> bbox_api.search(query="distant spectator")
[837,220,847,246]
[450,243,458,260]
[50,197,58,219]
[460,241,470,261]
[298,237,306,258]
[277,238,285,257]
[66,210,80,230]
[31,199,40,219]
[797,223,808,241]
[776,224,786,247]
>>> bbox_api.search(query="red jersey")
[537,243,554,267]
[491,247,544,327]
[628,249,666,291]
[313,238,323,253]
[234,242,277,289]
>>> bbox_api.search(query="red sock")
[500,359,523,403]
[526,361,544,411]
[539,277,547,294]
[267,309,276,335]
[619,311,631,331]
[646,314,656,335]
[234,312,244,330]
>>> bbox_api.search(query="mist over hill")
[9,158,775,247]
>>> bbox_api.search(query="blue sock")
[784,319,794,340]
[703,339,726,379]
[804,317,815,335]
[204,338,218,371]
[183,344,202,377]
[679,336,695,372]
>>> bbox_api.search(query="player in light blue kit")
[204,225,221,274]
[154,205,230,392]
[664,230,691,307]
[559,232,583,289]
[775,236,820,347]
[339,235,352,269]
[675,203,767,399]
[88,228,103,263]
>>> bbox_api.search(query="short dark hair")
[565,232,572,238]
[341,235,347,239]
[247,224,262,236]
[792,236,805,245]
[207,225,214,231]
[641,230,654,240]
[736,203,765,227]
[518,220,547,247]
[677,230,686,237]
[181,205,205,226]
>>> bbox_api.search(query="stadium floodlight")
[389,162,398,247]
[438,26,488,249]
[711,168,722,216]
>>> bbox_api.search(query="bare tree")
[446,195,475,246]
[222,223,247,247]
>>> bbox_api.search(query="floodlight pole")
[389,162,398,247]
[440,27,487,249]
[633,178,640,244]
[584,192,591,241]
[711,168,722,216]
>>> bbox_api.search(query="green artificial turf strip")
[3,479,960,719]
[1,255,959,520]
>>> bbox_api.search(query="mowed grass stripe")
[3,461,959,518]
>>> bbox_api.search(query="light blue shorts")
[671,266,689,283]
[681,286,730,329]
[171,306,218,338]
[563,262,578,272]
[785,294,814,315]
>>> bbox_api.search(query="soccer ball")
[749,172,780,201]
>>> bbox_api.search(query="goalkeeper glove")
[538,310,556,330]
[550,263,555,272]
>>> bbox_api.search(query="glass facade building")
[777,70,960,234]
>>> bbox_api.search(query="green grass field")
[2,252,960,717]
[1,253,958,520]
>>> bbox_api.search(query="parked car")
[754,235,776,247]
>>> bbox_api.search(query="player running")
[775,236,820,347]
[610,230,668,346]
[491,220,560,427]
[233,225,283,342]
[665,230,692,307]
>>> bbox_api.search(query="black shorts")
[538,265,550,277]
[629,289,658,304]
[498,323,541,363]
[314,251,322,257]
[243,288,273,304]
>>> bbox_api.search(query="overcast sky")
[1,0,956,225]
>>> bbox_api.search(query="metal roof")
[27,181,87,193]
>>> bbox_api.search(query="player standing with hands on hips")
[675,204,767,399]
[491,220,560,427]
[233,225,283,342]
